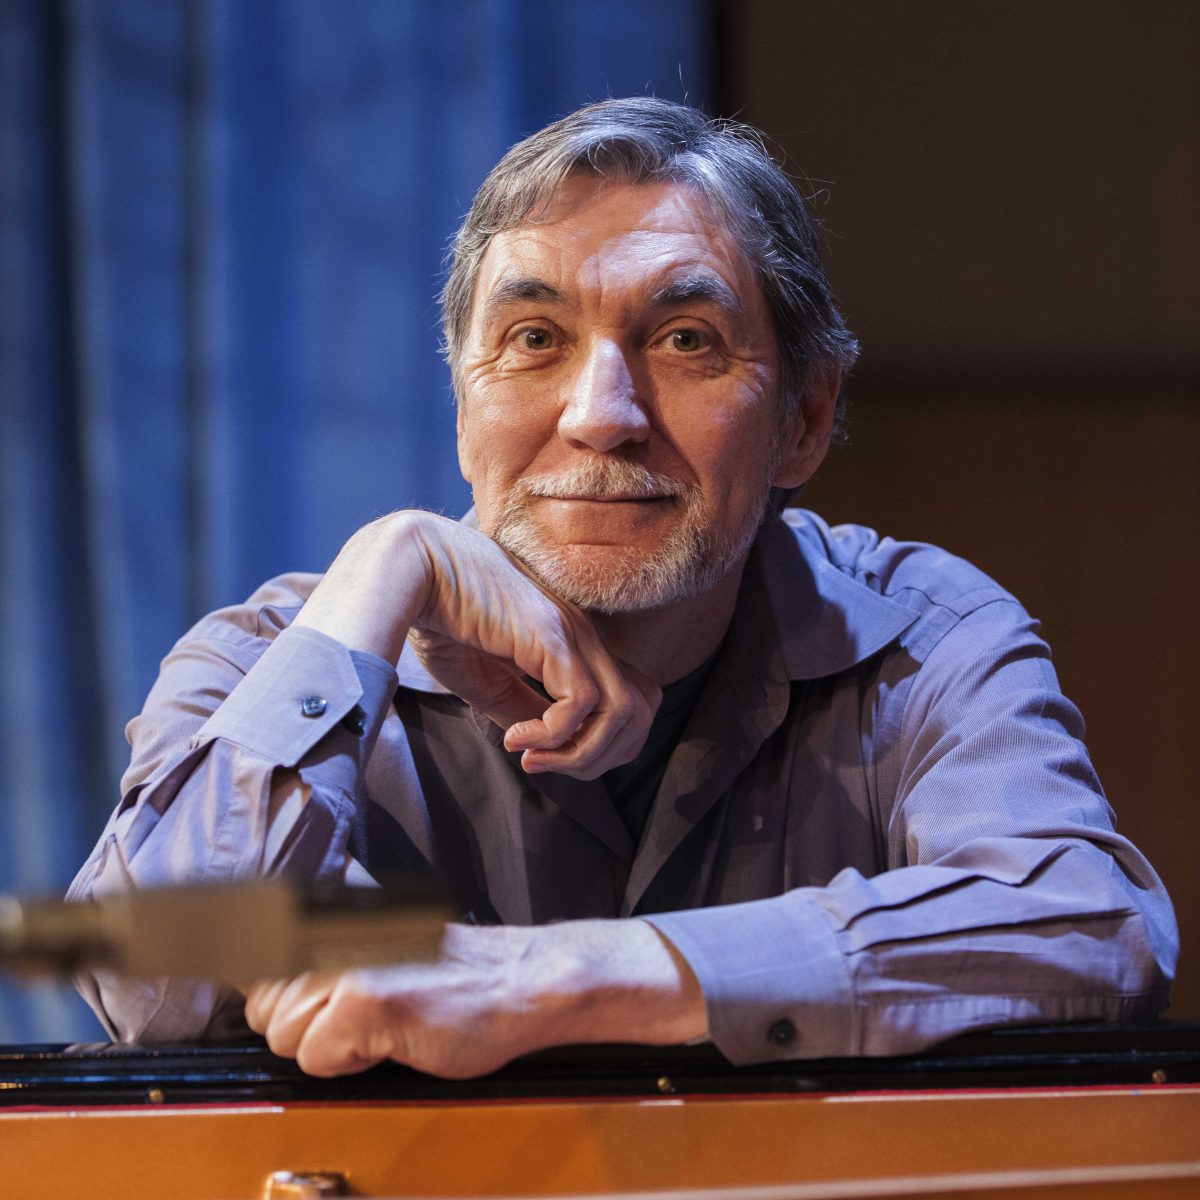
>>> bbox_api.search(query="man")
[70,97,1176,1079]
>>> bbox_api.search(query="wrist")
[517,919,708,1051]
[291,510,435,663]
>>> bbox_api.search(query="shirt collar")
[755,510,919,681]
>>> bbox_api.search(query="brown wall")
[720,2,1200,1014]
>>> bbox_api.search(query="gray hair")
[442,96,859,433]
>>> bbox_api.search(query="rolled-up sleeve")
[67,592,398,1042]
[647,597,1178,1064]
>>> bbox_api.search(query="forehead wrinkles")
[477,218,754,320]
[459,184,777,374]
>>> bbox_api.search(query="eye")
[516,326,555,351]
[667,327,708,353]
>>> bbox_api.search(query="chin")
[495,526,730,615]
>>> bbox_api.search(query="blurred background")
[1,0,1195,1042]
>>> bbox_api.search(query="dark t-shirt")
[602,650,719,843]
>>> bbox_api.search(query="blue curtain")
[0,0,711,1042]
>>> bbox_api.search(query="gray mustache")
[517,460,689,501]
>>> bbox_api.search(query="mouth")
[516,462,690,510]
[545,493,671,503]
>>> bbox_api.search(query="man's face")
[456,176,804,614]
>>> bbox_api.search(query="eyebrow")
[649,272,742,315]
[478,270,745,327]
[480,276,566,320]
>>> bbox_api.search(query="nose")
[557,339,650,452]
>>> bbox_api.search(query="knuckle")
[264,1025,295,1059]
[335,974,381,1021]
[293,1040,319,1073]
[295,1043,337,1079]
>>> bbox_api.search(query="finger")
[467,669,572,740]
[410,625,594,748]
[419,528,652,773]
[440,653,599,755]
[509,625,603,747]
[516,643,659,777]
[504,681,625,768]
[519,716,635,779]
[519,712,644,776]
[501,688,597,753]
[293,989,389,1078]
[259,972,337,1060]
[515,694,644,778]
[243,977,290,1033]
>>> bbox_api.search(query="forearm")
[649,837,1175,1064]
[69,615,398,1041]
[245,917,708,1078]
[69,740,359,1043]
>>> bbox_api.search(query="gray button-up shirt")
[69,510,1177,1062]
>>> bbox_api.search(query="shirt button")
[767,1018,797,1047]
[342,705,366,735]
[300,696,328,718]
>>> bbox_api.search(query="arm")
[647,598,1177,1061]
[70,511,657,1040]
[289,510,658,777]
[68,612,395,1040]
[248,597,1175,1074]
[246,919,705,1078]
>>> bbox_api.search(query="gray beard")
[488,456,774,615]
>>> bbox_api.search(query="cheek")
[467,371,562,439]
[459,386,557,501]
[667,387,780,490]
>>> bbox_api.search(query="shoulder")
[760,509,1035,675]
[779,508,1017,620]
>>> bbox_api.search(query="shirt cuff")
[194,624,398,772]
[644,892,858,1064]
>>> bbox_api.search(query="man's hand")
[243,919,708,1079]
[291,511,659,779]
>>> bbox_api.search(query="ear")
[771,364,841,489]
[455,401,474,485]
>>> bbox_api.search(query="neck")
[589,559,747,685]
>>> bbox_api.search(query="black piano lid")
[1,1023,1198,1107]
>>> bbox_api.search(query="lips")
[544,493,670,503]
